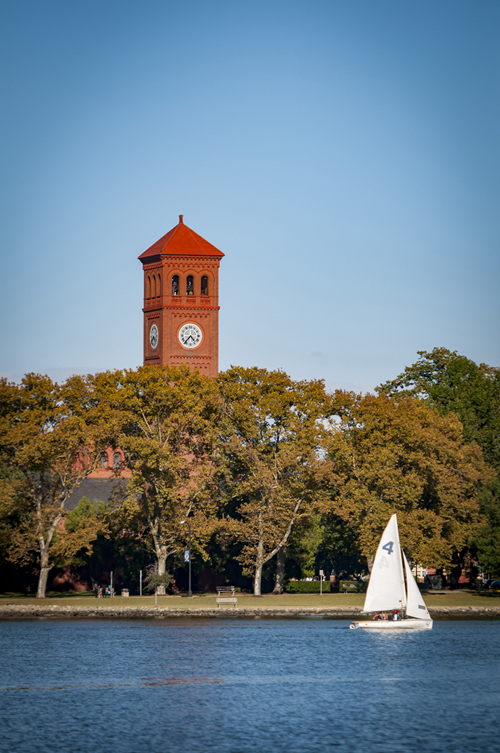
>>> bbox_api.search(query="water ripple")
[0,619,499,753]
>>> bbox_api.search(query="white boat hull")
[350,618,433,630]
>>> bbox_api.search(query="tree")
[326,391,495,569]
[106,365,222,593]
[0,373,118,597]
[61,497,111,569]
[218,366,331,596]
[318,512,365,578]
[75,491,150,593]
[469,484,500,577]
[286,514,325,579]
[377,348,500,470]
[0,378,25,575]
[378,348,500,573]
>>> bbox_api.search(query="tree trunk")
[37,548,51,599]
[35,503,61,599]
[254,534,264,596]
[272,547,286,594]
[156,549,167,595]
[254,561,263,596]
[148,508,169,596]
[367,555,374,574]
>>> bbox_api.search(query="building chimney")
[179,214,184,224]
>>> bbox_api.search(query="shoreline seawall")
[1,605,500,620]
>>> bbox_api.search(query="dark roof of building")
[66,478,128,511]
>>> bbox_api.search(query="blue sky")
[1,0,498,392]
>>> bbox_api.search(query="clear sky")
[1,0,498,392]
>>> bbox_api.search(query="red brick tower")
[138,215,224,378]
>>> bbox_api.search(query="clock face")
[178,322,203,349]
[149,323,159,350]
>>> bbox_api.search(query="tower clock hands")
[178,322,202,349]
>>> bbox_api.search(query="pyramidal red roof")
[138,215,224,263]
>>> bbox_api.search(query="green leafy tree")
[79,493,149,593]
[319,512,365,577]
[378,347,500,470]
[287,514,325,578]
[469,485,500,576]
[62,497,111,568]
[218,366,331,596]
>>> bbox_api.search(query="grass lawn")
[1,590,499,609]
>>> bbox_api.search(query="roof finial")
[179,214,184,224]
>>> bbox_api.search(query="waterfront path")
[1,591,499,619]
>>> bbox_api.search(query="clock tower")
[138,215,224,378]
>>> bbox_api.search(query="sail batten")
[362,514,407,613]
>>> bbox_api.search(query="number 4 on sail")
[350,514,433,630]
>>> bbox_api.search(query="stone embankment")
[1,605,499,620]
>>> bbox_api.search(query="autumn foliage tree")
[378,347,500,575]
[102,365,222,593]
[2,349,498,595]
[218,367,332,595]
[326,391,495,570]
[0,373,119,597]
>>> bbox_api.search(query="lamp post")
[180,520,192,597]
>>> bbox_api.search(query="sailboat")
[350,514,433,630]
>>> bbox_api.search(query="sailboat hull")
[350,618,433,630]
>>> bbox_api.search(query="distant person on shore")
[94,583,98,599]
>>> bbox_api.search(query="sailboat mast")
[399,544,407,613]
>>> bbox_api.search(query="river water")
[0,618,499,753]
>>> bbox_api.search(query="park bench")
[216,597,238,608]
[216,585,236,596]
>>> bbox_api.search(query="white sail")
[362,514,406,613]
[403,550,432,621]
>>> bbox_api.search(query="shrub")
[339,580,366,593]
[143,566,176,594]
[284,580,331,593]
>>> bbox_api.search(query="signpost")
[181,520,192,597]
